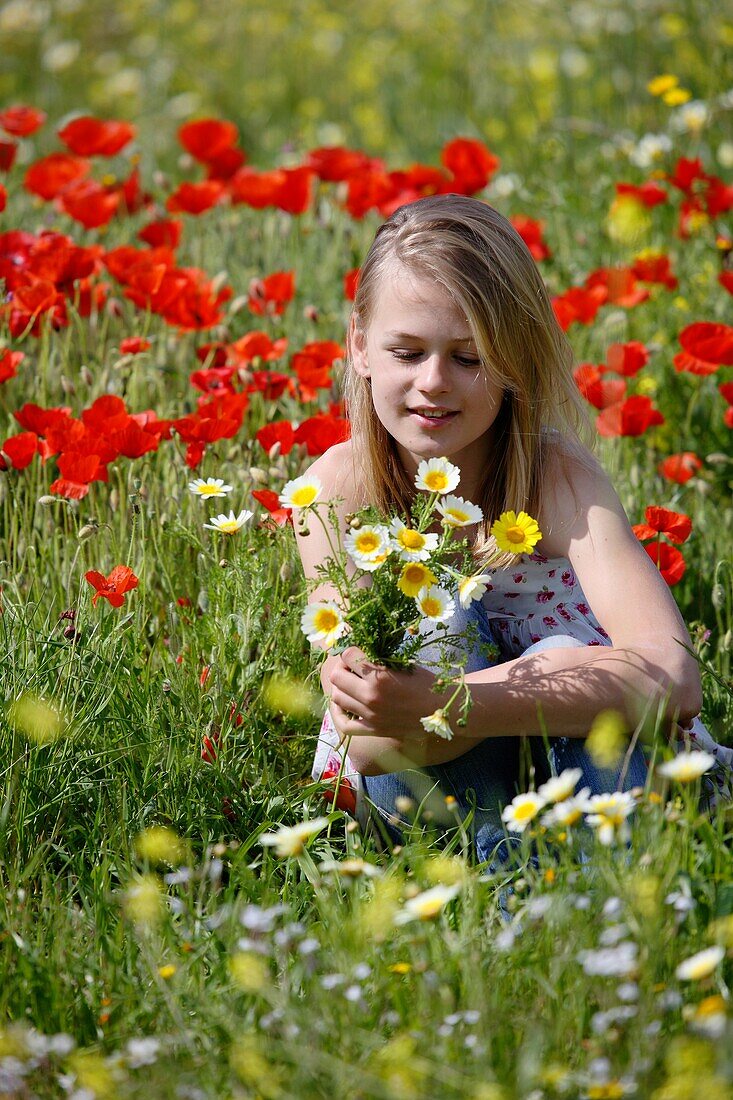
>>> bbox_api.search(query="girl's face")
[351,262,505,500]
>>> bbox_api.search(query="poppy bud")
[60,375,75,396]
[303,305,319,322]
[279,560,292,583]
[80,365,93,386]
[268,442,281,461]
[38,495,58,506]
[250,467,268,484]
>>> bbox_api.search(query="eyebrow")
[383,331,476,343]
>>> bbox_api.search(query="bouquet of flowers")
[282,456,542,740]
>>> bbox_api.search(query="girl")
[294,194,730,862]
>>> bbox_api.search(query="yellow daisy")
[491,510,542,555]
[397,562,437,598]
[647,73,678,97]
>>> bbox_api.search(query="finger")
[330,684,367,721]
[341,646,373,677]
[329,700,367,737]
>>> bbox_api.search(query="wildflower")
[158,964,176,979]
[435,494,483,527]
[229,951,270,992]
[394,883,461,924]
[647,74,679,96]
[584,791,637,846]
[578,940,638,977]
[203,509,253,533]
[675,945,725,981]
[501,791,546,832]
[586,709,627,768]
[122,874,164,927]
[300,601,349,648]
[491,510,542,555]
[420,709,453,740]
[397,561,437,597]
[8,693,66,745]
[345,523,392,569]
[389,518,439,561]
[663,87,692,106]
[188,477,233,499]
[85,565,139,608]
[541,790,590,828]
[658,751,716,782]
[537,767,583,803]
[135,826,187,866]
[278,473,322,509]
[415,585,455,623]
[457,572,493,608]
[259,817,329,857]
[414,456,461,494]
[263,675,317,716]
[318,858,382,878]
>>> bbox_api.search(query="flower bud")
[80,365,94,386]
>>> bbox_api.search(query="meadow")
[1,1,733,1096]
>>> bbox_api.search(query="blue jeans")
[362,634,648,864]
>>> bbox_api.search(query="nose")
[417,354,451,395]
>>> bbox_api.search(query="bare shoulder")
[305,440,362,508]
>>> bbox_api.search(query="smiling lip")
[409,407,458,426]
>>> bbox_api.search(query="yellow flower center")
[424,471,448,492]
[291,485,317,507]
[514,801,538,822]
[218,520,240,533]
[314,609,339,633]
[505,525,528,544]
[200,482,223,495]
[356,532,380,553]
[421,597,441,618]
[400,529,426,550]
[445,508,468,525]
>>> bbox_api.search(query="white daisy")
[675,945,725,982]
[414,457,461,495]
[279,474,323,510]
[584,791,636,846]
[394,883,461,924]
[415,585,455,623]
[344,524,392,570]
[435,494,483,527]
[260,817,329,858]
[541,788,590,828]
[657,751,716,783]
[203,509,254,533]
[537,767,583,804]
[300,601,349,648]
[420,709,454,740]
[189,477,233,500]
[389,518,439,562]
[457,572,494,609]
[501,791,546,833]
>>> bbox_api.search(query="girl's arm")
[330,454,702,775]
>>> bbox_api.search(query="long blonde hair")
[343,194,591,564]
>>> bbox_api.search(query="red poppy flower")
[58,116,136,157]
[306,146,376,181]
[1,431,38,469]
[658,452,702,484]
[585,267,649,308]
[204,146,246,180]
[441,137,499,194]
[248,270,295,316]
[343,268,360,301]
[178,118,239,162]
[631,252,678,289]
[58,179,121,229]
[252,488,292,526]
[719,382,733,428]
[669,157,705,194]
[615,181,667,207]
[85,565,139,607]
[166,179,225,215]
[255,420,295,456]
[0,183,5,212]
[294,413,350,455]
[320,769,357,814]
[24,153,90,200]
[720,271,733,296]
[247,370,294,401]
[228,331,288,365]
[138,218,182,250]
[510,215,551,261]
[119,336,151,355]
[551,285,606,330]
[643,542,686,586]
[595,395,664,437]
[0,104,46,137]
[0,141,17,171]
[573,364,626,409]
[189,365,236,395]
[632,506,692,546]
[344,171,397,219]
[605,341,649,377]
[0,349,23,383]
[673,322,733,375]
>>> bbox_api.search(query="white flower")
[318,858,382,878]
[394,883,461,924]
[414,457,461,495]
[203,509,253,533]
[435,494,483,527]
[675,945,725,982]
[389,518,439,561]
[457,572,493,609]
[578,941,638,977]
[279,473,323,509]
[657,751,716,782]
[189,477,233,499]
[344,524,392,570]
[629,132,672,168]
[541,788,590,828]
[260,817,329,857]
[420,709,453,740]
[501,791,546,833]
[415,585,455,623]
[671,99,709,133]
[538,767,583,804]
[300,601,349,648]
[584,791,636,846]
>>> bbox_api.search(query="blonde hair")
[344,194,591,565]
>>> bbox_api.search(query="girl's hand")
[328,646,441,740]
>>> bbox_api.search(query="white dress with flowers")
[311,551,732,808]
